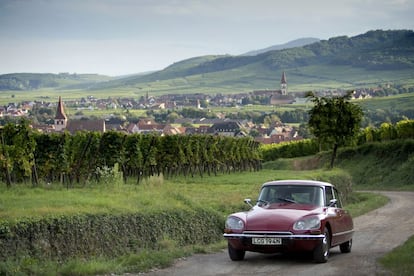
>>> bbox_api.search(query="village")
[0,72,378,144]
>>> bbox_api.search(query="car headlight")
[225,216,245,231]
[293,216,321,230]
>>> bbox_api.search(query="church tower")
[54,96,67,131]
[280,71,287,95]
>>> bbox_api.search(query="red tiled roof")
[66,119,105,133]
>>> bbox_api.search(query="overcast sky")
[1,0,413,76]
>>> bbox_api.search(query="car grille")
[242,231,293,236]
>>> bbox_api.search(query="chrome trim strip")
[332,229,354,237]
[243,231,293,235]
[223,233,325,239]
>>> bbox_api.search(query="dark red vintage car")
[223,180,354,263]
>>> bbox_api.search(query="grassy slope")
[356,92,414,111]
[87,64,414,96]
[3,64,413,104]
[335,140,414,190]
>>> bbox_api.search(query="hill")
[0,72,113,91]
[241,37,320,56]
[87,29,414,94]
[1,30,414,95]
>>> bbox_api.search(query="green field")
[356,92,414,111]
[2,62,414,106]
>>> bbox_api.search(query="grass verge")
[0,240,227,276]
[346,192,389,217]
[379,235,414,275]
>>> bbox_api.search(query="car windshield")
[258,185,324,206]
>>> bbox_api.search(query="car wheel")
[340,239,352,253]
[228,242,245,261]
[313,227,330,263]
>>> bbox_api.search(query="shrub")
[0,209,223,262]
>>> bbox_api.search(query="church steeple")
[54,96,67,131]
[280,71,287,95]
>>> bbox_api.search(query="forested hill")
[0,73,113,91]
[91,29,414,90]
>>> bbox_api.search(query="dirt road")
[145,191,414,276]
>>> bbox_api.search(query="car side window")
[333,188,343,208]
[325,186,334,206]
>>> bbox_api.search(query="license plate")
[252,237,282,245]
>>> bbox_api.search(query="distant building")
[253,71,294,105]
[163,125,184,135]
[66,119,106,134]
[53,96,106,133]
[54,96,67,131]
[280,71,287,95]
[135,118,164,134]
[208,121,246,137]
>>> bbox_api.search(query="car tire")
[340,239,352,253]
[228,242,245,261]
[313,227,330,263]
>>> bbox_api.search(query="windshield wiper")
[277,197,296,203]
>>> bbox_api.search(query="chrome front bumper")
[223,231,325,240]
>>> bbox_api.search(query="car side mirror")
[328,199,337,207]
[244,198,253,208]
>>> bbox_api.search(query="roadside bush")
[260,139,319,161]
[312,169,353,204]
[0,209,223,262]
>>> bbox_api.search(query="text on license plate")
[252,237,282,245]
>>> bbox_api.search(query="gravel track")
[143,191,414,276]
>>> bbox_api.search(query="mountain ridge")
[92,29,413,92]
[1,29,413,93]
[241,37,320,56]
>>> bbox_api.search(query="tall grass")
[0,169,338,221]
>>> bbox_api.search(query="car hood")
[244,204,325,231]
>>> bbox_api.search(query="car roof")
[261,180,334,188]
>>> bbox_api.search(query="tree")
[306,91,363,168]
[0,119,36,186]
[263,114,281,127]
[166,111,180,123]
